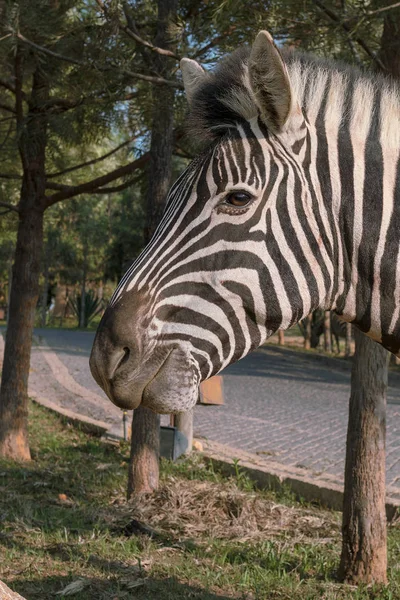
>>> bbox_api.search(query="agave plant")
[68,289,104,328]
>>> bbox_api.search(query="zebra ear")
[249,31,295,132]
[180,58,206,106]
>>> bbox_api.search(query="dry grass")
[128,476,340,545]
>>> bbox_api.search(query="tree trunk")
[303,314,312,349]
[0,55,48,460]
[144,0,177,240]
[339,329,389,584]
[40,244,49,328]
[345,322,354,357]
[0,208,44,460]
[324,310,331,353]
[127,407,160,498]
[79,248,87,329]
[6,259,12,324]
[278,329,285,345]
[379,6,400,79]
[128,0,177,495]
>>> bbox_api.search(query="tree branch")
[124,70,183,88]
[17,32,181,88]
[0,116,16,124]
[17,33,85,67]
[313,0,386,71]
[45,172,144,194]
[0,101,16,114]
[44,181,67,191]
[366,2,400,17]
[122,1,152,68]
[0,173,21,179]
[47,137,136,179]
[0,77,16,95]
[0,77,28,104]
[96,0,180,60]
[44,153,149,206]
[193,32,230,59]
[90,173,144,194]
[39,96,84,113]
[0,201,19,213]
[0,120,13,152]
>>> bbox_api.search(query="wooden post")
[339,329,389,584]
[174,409,193,455]
[390,353,400,366]
[278,329,285,345]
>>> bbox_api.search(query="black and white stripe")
[108,38,400,388]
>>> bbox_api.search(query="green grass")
[1,403,400,599]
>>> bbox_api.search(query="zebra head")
[90,31,332,413]
[90,30,400,413]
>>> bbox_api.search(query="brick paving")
[3,327,400,489]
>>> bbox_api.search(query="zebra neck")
[291,60,400,348]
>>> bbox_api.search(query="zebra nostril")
[121,347,130,365]
[119,347,130,369]
[110,347,131,380]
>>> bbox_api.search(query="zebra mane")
[187,45,400,149]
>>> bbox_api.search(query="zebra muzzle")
[90,328,199,414]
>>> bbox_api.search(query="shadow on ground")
[10,575,235,600]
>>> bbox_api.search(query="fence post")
[174,409,193,455]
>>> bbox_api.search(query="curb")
[200,438,400,521]
[30,393,110,437]
[31,395,400,521]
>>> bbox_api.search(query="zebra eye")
[224,191,253,207]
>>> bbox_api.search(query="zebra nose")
[90,303,135,389]
[89,328,127,388]
[90,289,153,409]
[90,329,141,409]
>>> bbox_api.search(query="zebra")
[90,30,400,415]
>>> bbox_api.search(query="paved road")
[27,328,400,488]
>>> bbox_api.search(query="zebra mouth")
[142,347,199,414]
[106,346,199,414]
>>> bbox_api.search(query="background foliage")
[0,0,396,325]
